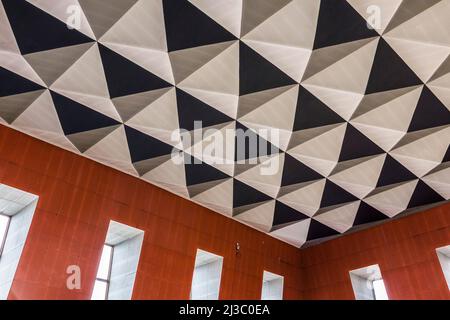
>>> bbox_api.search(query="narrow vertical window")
[91,221,144,300]
[349,264,389,300]
[91,244,113,300]
[261,271,284,300]
[190,249,223,300]
[373,279,388,300]
[0,184,38,300]
[436,245,450,290]
[0,215,10,258]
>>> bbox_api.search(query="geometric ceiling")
[0,0,449,248]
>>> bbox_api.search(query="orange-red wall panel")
[300,203,450,299]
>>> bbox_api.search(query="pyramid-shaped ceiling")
[1,0,449,248]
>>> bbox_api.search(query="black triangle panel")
[293,86,345,131]
[0,67,43,97]
[306,219,340,241]
[443,145,450,163]
[281,154,323,186]
[176,89,233,131]
[377,154,417,187]
[313,0,378,49]
[339,124,385,162]
[353,201,388,226]
[124,125,174,163]
[407,180,445,209]
[235,122,280,161]
[2,0,93,55]
[408,86,450,132]
[233,179,272,208]
[366,38,422,94]
[184,154,229,186]
[273,201,309,227]
[320,180,358,208]
[98,44,171,99]
[239,42,296,95]
[51,91,119,135]
[162,0,236,52]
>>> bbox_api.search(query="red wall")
[0,124,303,300]
[0,124,449,300]
[300,203,450,299]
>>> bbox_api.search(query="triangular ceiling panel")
[84,125,137,175]
[98,44,171,99]
[177,41,239,94]
[235,153,284,198]
[314,201,360,234]
[0,49,45,87]
[2,0,93,55]
[124,125,175,176]
[278,179,326,218]
[51,91,120,152]
[50,43,122,122]
[390,126,450,177]
[303,37,379,95]
[51,91,119,135]
[376,154,417,188]
[339,124,385,162]
[313,0,378,49]
[364,180,419,217]
[422,164,450,200]
[240,0,291,37]
[384,36,450,83]
[320,180,358,209]
[184,154,230,187]
[272,200,309,230]
[366,38,422,94]
[306,219,339,242]
[288,123,347,177]
[408,86,450,132]
[99,0,167,51]
[0,0,19,53]
[350,85,422,151]
[239,41,296,95]
[141,153,189,198]
[234,122,280,163]
[353,201,389,226]
[233,178,272,209]
[408,180,445,209]
[238,84,298,151]
[26,0,95,40]
[281,154,323,187]
[170,41,235,85]
[270,218,311,248]
[234,199,276,233]
[11,89,78,152]
[78,0,138,39]
[329,154,386,199]
[176,88,233,132]
[189,0,243,38]
[293,86,345,131]
[385,0,450,46]
[347,0,402,35]
[162,0,236,52]
[383,0,441,34]
[24,42,94,86]
[241,0,320,82]
[0,89,45,124]
[0,66,43,98]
